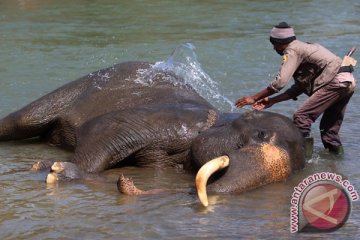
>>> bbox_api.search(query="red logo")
[301,182,351,232]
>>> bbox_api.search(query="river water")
[0,0,359,239]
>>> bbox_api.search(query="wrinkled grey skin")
[0,61,305,192]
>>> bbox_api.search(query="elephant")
[0,60,305,206]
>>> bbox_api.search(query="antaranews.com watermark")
[290,172,359,233]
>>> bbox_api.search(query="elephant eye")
[257,130,268,140]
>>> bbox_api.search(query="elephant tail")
[0,111,51,141]
[0,78,88,141]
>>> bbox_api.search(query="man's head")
[269,22,296,55]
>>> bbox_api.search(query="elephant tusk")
[195,155,230,207]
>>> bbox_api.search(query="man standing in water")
[235,22,356,155]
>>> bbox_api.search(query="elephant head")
[191,110,305,206]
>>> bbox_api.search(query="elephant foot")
[117,174,164,195]
[46,162,81,183]
[31,160,54,172]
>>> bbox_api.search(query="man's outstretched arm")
[235,87,275,108]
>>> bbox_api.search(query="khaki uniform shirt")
[268,40,342,97]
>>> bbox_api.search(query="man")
[235,22,356,155]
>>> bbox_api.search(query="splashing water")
[151,43,236,112]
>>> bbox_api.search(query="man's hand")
[235,96,256,108]
[235,87,276,108]
[253,97,274,110]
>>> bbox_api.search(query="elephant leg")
[46,162,82,183]
[43,134,149,183]
[44,110,158,182]
[45,105,212,183]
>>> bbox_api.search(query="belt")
[338,65,354,73]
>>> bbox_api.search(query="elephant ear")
[70,105,213,173]
[201,143,292,194]
[71,108,158,173]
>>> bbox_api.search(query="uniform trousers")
[293,72,355,148]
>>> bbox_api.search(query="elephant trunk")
[195,144,293,207]
[195,156,230,207]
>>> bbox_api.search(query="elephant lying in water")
[0,61,305,206]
